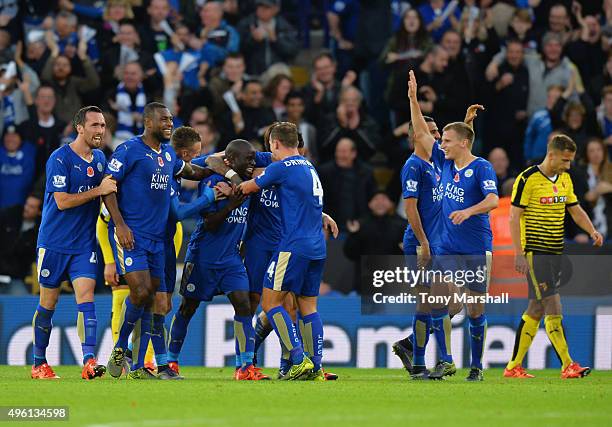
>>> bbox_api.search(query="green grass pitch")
[1,366,611,427]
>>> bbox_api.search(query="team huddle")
[31,102,337,381]
[29,71,603,382]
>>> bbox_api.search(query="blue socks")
[469,314,487,369]
[234,315,255,368]
[116,298,144,350]
[32,305,54,366]
[267,306,304,365]
[168,311,190,362]
[412,312,431,366]
[77,302,97,364]
[152,314,168,367]
[302,312,324,371]
[431,307,453,363]
[132,309,152,370]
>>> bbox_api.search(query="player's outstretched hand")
[464,104,485,124]
[116,223,134,250]
[98,176,117,196]
[514,254,529,275]
[104,263,119,287]
[346,219,360,233]
[214,181,232,200]
[591,230,604,247]
[407,70,417,100]
[449,209,471,225]
[322,213,339,239]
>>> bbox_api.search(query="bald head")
[488,147,509,176]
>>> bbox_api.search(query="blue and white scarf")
[115,82,146,141]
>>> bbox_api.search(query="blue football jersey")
[37,145,107,254]
[0,141,36,209]
[440,155,498,254]
[255,155,325,260]
[245,152,281,250]
[186,174,249,267]
[165,174,182,241]
[105,136,185,242]
[401,154,443,248]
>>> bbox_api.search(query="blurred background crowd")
[1,0,611,295]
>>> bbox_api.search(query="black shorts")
[525,251,562,300]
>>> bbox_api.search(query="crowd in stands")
[1,0,611,293]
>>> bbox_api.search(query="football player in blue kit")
[167,139,272,380]
[408,71,499,381]
[239,122,327,381]
[105,103,216,380]
[32,106,116,380]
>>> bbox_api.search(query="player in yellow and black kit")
[504,134,603,379]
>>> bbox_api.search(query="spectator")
[418,0,461,43]
[23,32,49,76]
[53,10,99,62]
[285,91,317,163]
[381,7,434,125]
[0,28,12,64]
[326,0,359,76]
[302,51,356,128]
[596,85,612,157]
[217,79,275,147]
[193,121,219,156]
[439,29,472,112]
[41,39,100,124]
[577,138,612,240]
[191,0,240,61]
[99,20,158,95]
[17,84,68,179]
[560,101,597,159]
[237,0,299,75]
[343,191,406,293]
[209,52,248,115]
[0,194,42,280]
[97,0,136,51]
[506,8,539,54]
[524,85,564,164]
[536,3,573,47]
[488,147,516,195]
[0,126,36,209]
[317,137,377,233]
[139,0,173,54]
[319,85,381,162]
[0,0,19,36]
[264,73,292,120]
[108,61,146,141]
[485,39,529,164]
[1,56,40,131]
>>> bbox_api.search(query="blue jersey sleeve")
[255,151,273,167]
[401,160,421,199]
[105,144,131,182]
[476,161,498,197]
[170,186,215,221]
[46,154,70,193]
[191,154,210,168]
[255,161,286,189]
[432,141,445,169]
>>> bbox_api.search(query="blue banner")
[1,296,611,369]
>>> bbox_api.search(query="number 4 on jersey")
[311,169,323,206]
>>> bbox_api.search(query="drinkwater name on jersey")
[444,182,464,203]
[283,158,313,167]
[259,188,279,208]
[150,170,170,190]
[227,206,248,224]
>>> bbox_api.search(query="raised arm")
[464,104,485,130]
[179,162,217,182]
[408,70,435,159]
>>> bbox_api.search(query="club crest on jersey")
[125,257,133,267]
[464,169,473,178]
[40,269,50,278]
[186,283,195,292]
[158,157,164,167]
[87,166,94,177]
[165,152,171,162]
[97,162,103,172]
[453,173,460,183]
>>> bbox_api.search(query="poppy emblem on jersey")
[464,169,473,178]
[41,269,50,278]
[436,173,440,181]
[186,283,195,292]
[97,162,103,172]
[87,166,94,177]
[158,157,164,167]
[165,152,171,162]
[553,185,558,193]
[454,173,460,183]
